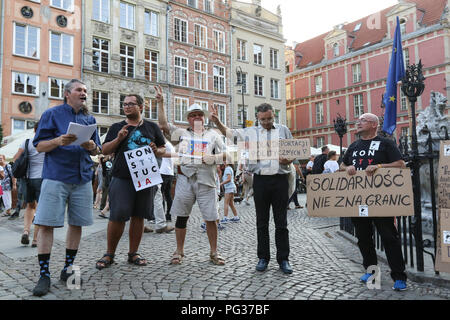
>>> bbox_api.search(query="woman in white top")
[323,151,339,173]
[220,163,239,223]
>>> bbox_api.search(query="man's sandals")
[210,252,225,266]
[95,253,115,270]
[127,252,147,266]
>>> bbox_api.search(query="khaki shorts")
[171,174,218,221]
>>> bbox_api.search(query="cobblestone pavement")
[0,194,449,301]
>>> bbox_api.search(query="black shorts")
[108,177,157,222]
[25,178,43,203]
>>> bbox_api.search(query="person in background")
[323,151,339,173]
[220,163,239,224]
[287,159,304,209]
[0,154,15,217]
[312,146,329,174]
[12,121,45,247]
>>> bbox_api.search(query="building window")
[254,75,264,96]
[49,77,68,99]
[286,83,291,100]
[92,0,110,23]
[400,90,407,111]
[352,63,362,83]
[315,102,324,124]
[270,79,279,99]
[92,37,109,73]
[237,39,247,61]
[188,0,197,8]
[274,110,280,124]
[204,0,213,13]
[92,91,109,114]
[195,100,209,124]
[237,105,248,126]
[316,136,325,148]
[401,127,409,137]
[120,2,135,30]
[174,18,187,43]
[333,43,339,57]
[286,109,292,128]
[120,94,126,115]
[270,48,279,69]
[237,72,247,94]
[194,61,207,90]
[51,0,73,11]
[144,49,158,82]
[253,44,263,65]
[144,98,157,120]
[13,23,40,58]
[12,119,36,135]
[194,24,207,48]
[50,31,73,64]
[315,75,322,92]
[214,103,226,124]
[174,56,188,87]
[213,30,225,53]
[400,18,406,35]
[12,72,39,96]
[120,44,135,78]
[213,65,225,94]
[403,48,410,66]
[353,94,364,118]
[174,97,188,122]
[144,10,158,36]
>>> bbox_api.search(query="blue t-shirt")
[33,104,101,184]
[222,166,236,191]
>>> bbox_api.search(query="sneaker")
[200,222,206,232]
[392,280,407,291]
[33,276,51,297]
[229,216,240,223]
[218,223,225,230]
[359,273,372,283]
[220,217,229,224]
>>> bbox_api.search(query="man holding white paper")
[31,79,101,297]
[95,94,165,270]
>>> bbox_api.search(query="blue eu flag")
[382,17,405,135]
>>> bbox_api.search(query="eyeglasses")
[259,117,274,123]
[123,102,138,107]
[356,119,373,124]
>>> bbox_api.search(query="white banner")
[125,146,162,191]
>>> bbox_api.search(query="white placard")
[444,231,450,245]
[66,122,97,146]
[359,205,369,217]
[125,146,163,191]
[444,145,450,156]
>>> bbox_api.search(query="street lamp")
[236,66,246,128]
[401,59,426,272]
[333,113,347,163]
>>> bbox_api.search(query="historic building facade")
[230,0,286,128]
[82,0,169,136]
[0,0,83,136]
[285,0,450,148]
[166,0,231,128]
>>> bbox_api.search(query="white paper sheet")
[66,122,97,146]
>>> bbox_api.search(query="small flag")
[382,17,406,135]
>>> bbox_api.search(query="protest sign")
[438,140,450,208]
[306,168,414,217]
[237,139,311,161]
[279,138,311,160]
[440,208,450,263]
[125,146,162,191]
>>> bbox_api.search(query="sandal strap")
[128,252,139,258]
[103,253,115,259]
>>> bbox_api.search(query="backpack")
[12,139,30,179]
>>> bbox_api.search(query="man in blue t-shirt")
[31,79,101,297]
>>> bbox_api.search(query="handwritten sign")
[439,209,450,263]
[439,141,450,208]
[237,138,311,161]
[125,146,163,191]
[306,168,414,217]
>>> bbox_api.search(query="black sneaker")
[33,276,51,297]
[8,212,19,220]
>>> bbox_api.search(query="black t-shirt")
[104,120,165,179]
[312,154,328,174]
[342,136,402,170]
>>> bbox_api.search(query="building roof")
[293,0,447,69]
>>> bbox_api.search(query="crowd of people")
[0,78,409,297]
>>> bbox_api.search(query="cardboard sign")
[125,146,163,191]
[438,141,450,208]
[439,209,450,263]
[237,139,311,161]
[306,168,414,217]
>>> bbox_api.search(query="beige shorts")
[171,174,219,221]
